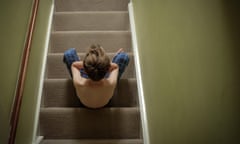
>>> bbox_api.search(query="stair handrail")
[8,0,40,143]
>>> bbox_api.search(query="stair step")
[41,139,143,144]
[43,78,138,107]
[40,107,141,139]
[55,0,130,12]
[41,139,142,144]
[50,31,132,53]
[46,53,135,79]
[54,12,129,31]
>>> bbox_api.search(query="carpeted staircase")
[39,0,143,143]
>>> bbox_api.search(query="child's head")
[83,44,110,81]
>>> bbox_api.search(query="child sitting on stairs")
[63,44,129,109]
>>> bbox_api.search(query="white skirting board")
[128,1,150,144]
[33,1,54,144]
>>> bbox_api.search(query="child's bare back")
[72,61,119,108]
[63,44,129,109]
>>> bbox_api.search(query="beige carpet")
[40,0,143,143]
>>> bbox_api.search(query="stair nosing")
[47,52,134,56]
[55,11,129,15]
[44,78,136,81]
[40,107,139,111]
[41,138,143,142]
[52,30,131,34]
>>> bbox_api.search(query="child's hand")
[116,48,124,54]
[113,48,124,60]
[72,61,84,69]
[114,48,124,57]
[109,62,119,72]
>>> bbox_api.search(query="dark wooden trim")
[8,0,40,143]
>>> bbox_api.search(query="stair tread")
[55,0,130,12]
[53,12,129,31]
[55,11,129,14]
[43,78,138,107]
[41,139,143,144]
[41,107,139,110]
[52,30,131,34]
[40,107,141,139]
[50,31,132,53]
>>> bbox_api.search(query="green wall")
[0,0,53,143]
[132,0,240,143]
[15,0,54,143]
[0,0,33,143]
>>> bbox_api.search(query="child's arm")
[71,61,85,86]
[107,63,119,85]
[72,61,84,69]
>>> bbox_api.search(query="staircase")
[39,0,143,143]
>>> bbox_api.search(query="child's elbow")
[73,78,81,87]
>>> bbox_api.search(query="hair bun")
[83,44,110,81]
[89,44,101,55]
[89,48,96,53]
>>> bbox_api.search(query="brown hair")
[83,44,110,81]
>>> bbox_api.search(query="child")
[63,44,129,109]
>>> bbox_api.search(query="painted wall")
[15,0,54,143]
[0,0,33,143]
[0,0,53,143]
[132,0,240,143]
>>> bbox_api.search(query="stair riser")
[50,31,132,53]
[46,53,136,79]
[55,0,130,12]
[43,79,138,107]
[54,12,129,31]
[40,108,141,139]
